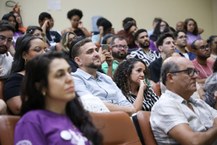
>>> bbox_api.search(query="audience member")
[26,26,45,40]
[14,52,102,145]
[204,58,217,109]
[113,58,159,111]
[3,35,46,115]
[10,4,26,33]
[71,38,142,115]
[92,17,113,45]
[117,17,138,52]
[56,31,77,53]
[38,12,61,46]
[101,35,128,77]
[207,35,217,61]
[149,33,175,83]
[150,19,171,42]
[128,29,161,67]
[101,33,114,45]
[2,12,23,44]
[191,39,214,80]
[183,18,202,50]
[175,21,184,31]
[62,9,91,37]
[174,30,196,60]
[147,17,162,37]
[0,20,14,78]
[150,56,217,145]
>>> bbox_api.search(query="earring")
[24,58,27,65]
[42,91,46,96]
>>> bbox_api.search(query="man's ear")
[135,40,139,46]
[74,56,82,66]
[167,73,174,83]
[158,46,163,52]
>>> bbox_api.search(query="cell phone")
[101,44,109,51]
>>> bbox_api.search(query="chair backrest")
[0,79,5,100]
[134,111,157,145]
[90,111,142,145]
[0,115,20,145]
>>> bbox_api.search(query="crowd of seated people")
[0,4,217,145]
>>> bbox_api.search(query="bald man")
[150,56,217,145]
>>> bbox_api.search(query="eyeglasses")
[197,45,209,50]
[169,68,199,77]
[0,35,13,44]
[112,45,128,49]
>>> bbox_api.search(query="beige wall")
[1,0,216,38]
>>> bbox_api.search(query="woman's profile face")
[130,61,146,85]
[46,58,75,103]
[23,38,46,62]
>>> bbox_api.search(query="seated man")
[0,20,14,78]
[150,56,217,145]
[71,38,144,115]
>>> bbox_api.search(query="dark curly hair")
[113,58,148,97]
[67,9,83,20]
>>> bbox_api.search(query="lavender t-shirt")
[14,110,91,145]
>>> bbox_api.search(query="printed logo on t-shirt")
[16,140,32,145]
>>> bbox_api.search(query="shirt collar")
[76,68,103,80]
[165,90,197,104]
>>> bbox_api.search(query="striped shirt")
[127,87,159,111]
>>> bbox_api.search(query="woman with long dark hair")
[14,52,102,145]
[3,34,46,114]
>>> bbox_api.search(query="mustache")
[0,45,8,53]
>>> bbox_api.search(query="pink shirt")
[192,59,214,79]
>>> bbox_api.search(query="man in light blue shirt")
[71,38,144,115]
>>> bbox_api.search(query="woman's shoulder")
[19,110,58,124]
[5,73,24,82]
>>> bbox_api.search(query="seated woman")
[14,52,102,145]
[113,58,159,111]
[3,34,46,115]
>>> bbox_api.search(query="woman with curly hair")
[113,58,159,111]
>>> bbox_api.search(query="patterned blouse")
[127,87,159,111]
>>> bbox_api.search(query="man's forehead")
[114,39,127,44]
[81,42,97,51]
[163,37,174,43]
[0,30,14,36]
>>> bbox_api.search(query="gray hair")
[204,72,217,108]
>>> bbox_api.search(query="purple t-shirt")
[186,32,202,45]
[14,110,91,145]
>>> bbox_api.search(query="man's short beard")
[0,45,9,54]
[198,55,210,60]
[88,63,101,69]
[112,52,127,60]
[139,41,150,49]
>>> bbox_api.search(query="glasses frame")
[169,68,199,77]
[0,35,13,44]
[111,44,128,49]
